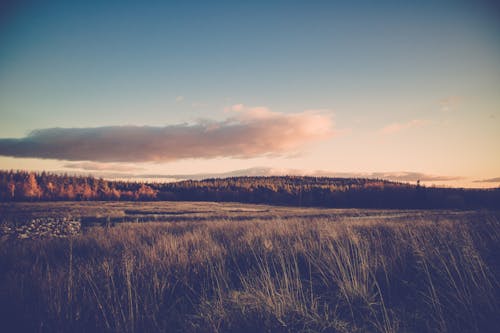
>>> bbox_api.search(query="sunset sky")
[1,1,499,187]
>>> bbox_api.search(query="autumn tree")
[45,181,56,199]
[7,180,16,200]
[135,184,157,200]
[22,172,42,200]
[64,184,76,200]
[81,182,94,200]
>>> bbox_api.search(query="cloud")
[224,104,244,112]
[439,96,461,112]
[0,106,334,163]
[228,168,460,183]
[45,166,462,185]
[304,170,458,182]
[100,167,460,183]
[175,95,184,103]
[379,119,428,135]
[473,177,500,183]
[360,171,461,182]
[63,162,145,173]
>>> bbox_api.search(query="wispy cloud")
[473,177,500,183]
[379,119,428,135]
[439,96,461,112]
[220,168,461,183]
[224,104,245,112]
[63,162,145,172]
[62,167,462,184]
[175,95,184,103]
[358,171,461,182]
[0,106,334,162]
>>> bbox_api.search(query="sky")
[0,0,499,187]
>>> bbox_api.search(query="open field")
[1,202,499,332]
[0,201,487,233]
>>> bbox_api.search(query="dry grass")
[0,205,498,332]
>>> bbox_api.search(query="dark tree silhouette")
[0,170,499,209]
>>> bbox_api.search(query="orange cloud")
[0,107,334,162]
[379,119,428,135]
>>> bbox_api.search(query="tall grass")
[0,213,499,332]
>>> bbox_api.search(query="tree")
[81,183,94,200]
[7,180,16,200]
[22,172,42,200]
[109,187,121,200]
[46,181,56,199]
[135,184,157,200]
[65,184,76,200]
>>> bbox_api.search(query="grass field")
[1,202,499,332]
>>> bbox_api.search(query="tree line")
[1,170,499,209]
[0,171,157,201]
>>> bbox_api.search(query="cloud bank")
[473,177,500,183]
[0,107,334,162]
[64,166,460,184]
[205,168,459,183]
[223,169,460,183]
[351,171,461,182]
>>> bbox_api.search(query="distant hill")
[1,171,499,209]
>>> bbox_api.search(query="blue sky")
[0,0,499,186]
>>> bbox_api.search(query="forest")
[0,170,499,209]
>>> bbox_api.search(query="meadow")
[0,202,499,332]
